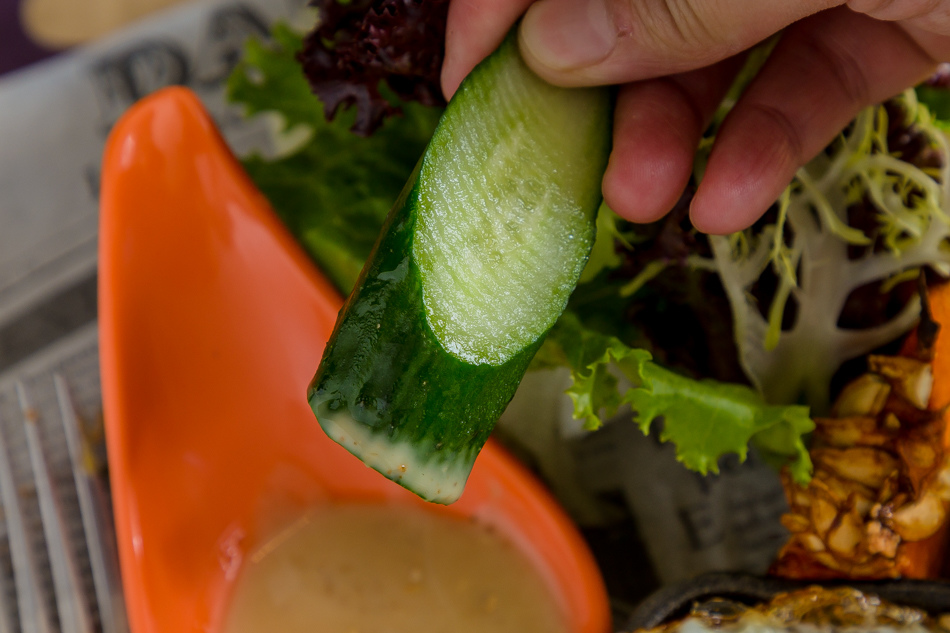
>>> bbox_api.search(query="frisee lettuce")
[699,91,950,413]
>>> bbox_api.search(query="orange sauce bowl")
[98,87,612,633]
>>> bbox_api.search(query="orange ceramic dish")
[98,87,611,633]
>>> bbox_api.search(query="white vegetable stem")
[706,91,950,413]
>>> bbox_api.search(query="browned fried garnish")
[772,354,950,579]
[629,587,939,633]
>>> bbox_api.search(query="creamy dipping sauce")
[222,503,570,633]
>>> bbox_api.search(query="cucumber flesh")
[309,32,611,504]
[415,50,609,365]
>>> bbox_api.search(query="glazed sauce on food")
[222,503,570,633]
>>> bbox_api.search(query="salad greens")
[228,24,441,293]
[296,0,448,135]
[536,312,813,482]
[706,91,950,412]
[227,12,950,487]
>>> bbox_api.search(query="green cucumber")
[308,32,611,503]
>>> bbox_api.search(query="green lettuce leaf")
[227,24,442,293]
[578,204,628,284]
[541,312,814,483]
[916,84,950,129]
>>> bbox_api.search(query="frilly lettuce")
[535,312,814,483]
[296,0,449,136]
[700,91,950,412]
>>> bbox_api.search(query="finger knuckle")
[631,0,726,55]
[743,102,805,172]
[800,30,872,108]
[847,0,941,22]
[748,102,805,168]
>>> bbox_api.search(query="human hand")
[440,0,949,234]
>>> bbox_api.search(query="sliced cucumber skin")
[310,173,540,502]
[309,33,610,504]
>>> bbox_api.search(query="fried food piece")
[773,283,950,579]
[628,586,945,633]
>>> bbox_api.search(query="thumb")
[518,0,843,86]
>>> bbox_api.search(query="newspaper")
[0,1,305,630]
[498,369,790,586]
[0,0,309,345]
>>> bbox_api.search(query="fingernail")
[521,0,616,72]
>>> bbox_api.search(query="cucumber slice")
[309,32,611,504]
